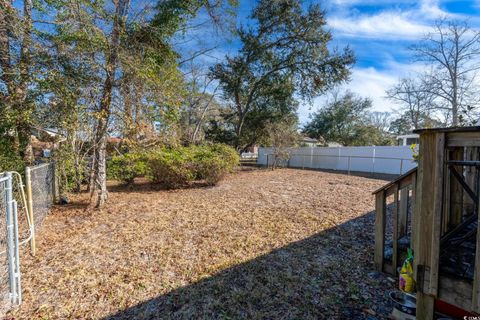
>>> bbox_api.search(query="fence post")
[310,148,313,168]
[5,172,18,304]
[25,167,36,256]
[400,159,404,175]
[348,156,351,175]
[52,162,59,203]
[12,200,21,304]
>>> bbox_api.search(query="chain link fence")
[26,163,56,229]
[0,174,10,314]
[25,162,57,255]
[0,163,56,315]
[0,173,21,316]
[11,172,32,246]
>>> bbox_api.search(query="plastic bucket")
[389,291,416,317]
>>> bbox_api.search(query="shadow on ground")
[103,211,394,320]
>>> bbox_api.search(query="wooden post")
[414,132,437,320]
[398,187,409,239]
[392,185,399,276]
[442,150,451,234]
[471,147,480,312]
[472,196,480,313]
[52,162,59,203]
[449,148,464,228]
[464,147,478,216]
[25,167,36,256]
[374,190,386,272]
[429,133,445,296]
[410,173,417,247]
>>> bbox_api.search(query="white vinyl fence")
[257,146,417,175]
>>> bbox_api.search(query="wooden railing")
[373,167,417,275]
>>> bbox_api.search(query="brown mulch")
[8,168,395,320]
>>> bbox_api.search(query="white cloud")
[419,0,446,17]
[330,0,416,6]
[326,0,466,40]
[329,11,430,39]
[346,67,398,110]
[298,62,429,124]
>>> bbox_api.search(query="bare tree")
[386,76,440,129]
[182,63,220,144]
[411,19,480,126]
[368,111,393,133]
[265,119,299,170]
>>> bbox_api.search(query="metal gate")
[0,172,21,315]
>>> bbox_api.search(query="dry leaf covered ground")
[9,168,395,320]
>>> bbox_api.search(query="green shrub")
[109,143,239,188]
[208,143,240,170]
[193,156,228,185]
[190,144,239,185]
[107,152,147,184]
[145,148,195,188]
[0,153,25,173]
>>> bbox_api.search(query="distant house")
[300,137,320,147]
[396,134,419,146]
[245,145,259,154]
[31,127,66,159]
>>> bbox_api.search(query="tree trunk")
[0,0,13,95]
[16,0,33,163]
[91,0,129,208]
[88,144,96,194]
[191,94,216,143]
[235,109,245,148]
[94,133,108,207]
[73,138,82,192]
[451,79,458,126]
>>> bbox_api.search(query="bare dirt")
[8,168,395,320]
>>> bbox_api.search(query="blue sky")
[314,0,480,122]
[179,0,480,124]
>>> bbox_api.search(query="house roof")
[396,134,419,139]
[301,137,318,143]
[32,126,62,137]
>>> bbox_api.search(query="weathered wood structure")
[374,126,480,319]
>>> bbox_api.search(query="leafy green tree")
[389,116,412,135]
[304,91,393,146]
[38,0,236,207]
[0,0,37,165]
[210,0,354,149]
[0,0,238,207]
[389,111,444,135]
